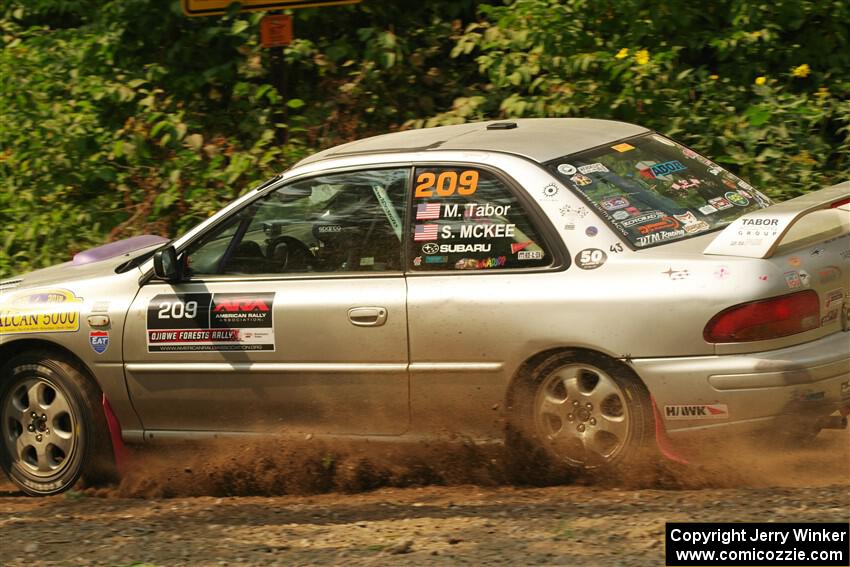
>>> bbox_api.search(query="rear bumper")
[631,331,850,438]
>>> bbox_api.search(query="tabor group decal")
[147,293,275,352]
[0,289,83,334]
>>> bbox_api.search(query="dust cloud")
[89,437,511,499]
[82,429,848,499]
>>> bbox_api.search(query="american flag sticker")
[416,203,441,220]
[414,224,439,241]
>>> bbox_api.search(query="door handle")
[348,307,388,327]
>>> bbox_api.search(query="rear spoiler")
[704,181,850,259]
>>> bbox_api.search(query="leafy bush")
[0,0,476,277]
[0,2,296,276]
[421,0,850,201]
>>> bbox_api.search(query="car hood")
[0,239,165,295]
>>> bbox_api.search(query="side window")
[186,168,408,276]
[408,166,552,271]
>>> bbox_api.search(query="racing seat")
[223,240,268,274]
[312,184,402,271]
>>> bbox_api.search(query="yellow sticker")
[0,289,83,334]
[612,143,635,152]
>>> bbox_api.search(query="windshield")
[547,133,773,248]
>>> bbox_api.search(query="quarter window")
[186,169,408,276]
[408,166,551,271]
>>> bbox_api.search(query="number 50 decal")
[415,170,479,198]
[575,248,607,270]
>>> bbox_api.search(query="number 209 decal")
[157,300,199,320]
[415,170,479,198]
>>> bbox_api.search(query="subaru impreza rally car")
[1,118,848,495]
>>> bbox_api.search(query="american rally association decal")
[147,293,274,353]
[0,289,83,334]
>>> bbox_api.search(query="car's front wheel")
[506,350,656,482]
[0,351,111,495]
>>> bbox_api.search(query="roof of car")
[295,118,649,167]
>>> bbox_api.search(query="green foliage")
[0,0,476,276]
[423,0,850,202]
[0,1,298,276]
[0,0,847,278]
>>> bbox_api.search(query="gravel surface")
[0,430,847,566]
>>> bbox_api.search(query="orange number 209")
[415,170,479,198]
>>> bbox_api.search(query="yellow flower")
[709,74,719,80]
[635,49,650,65]
[615,48,629,60]
[815,87,830,99]
[754,76,766,85]
[792,64,810,78]
[791,150,817,165]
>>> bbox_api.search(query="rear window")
[547,133,773,248]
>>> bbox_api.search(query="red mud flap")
[651,396,689,465]
[102,394,131,475]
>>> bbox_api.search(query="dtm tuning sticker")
[0,289,83,334]
[147,293,275,352]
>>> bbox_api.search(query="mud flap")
[651,395,689,465]
[102,394,131,475]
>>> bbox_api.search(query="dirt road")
[1,431,847,566]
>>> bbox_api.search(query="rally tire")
[505,350,656,483]
[0,350,113,496]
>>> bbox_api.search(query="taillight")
[830,197,850,208]
[704,290,820,342]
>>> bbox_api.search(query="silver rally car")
[1,118,848,495]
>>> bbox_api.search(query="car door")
[123,168,411,435]
[403,164,563,437]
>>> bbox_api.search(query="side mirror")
[153,246,182,282]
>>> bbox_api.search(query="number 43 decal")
[609,243,624,253]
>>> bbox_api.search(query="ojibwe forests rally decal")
[147,293,274,352]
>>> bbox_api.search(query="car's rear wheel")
[0,351,112,496]
[506,350,656,482]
